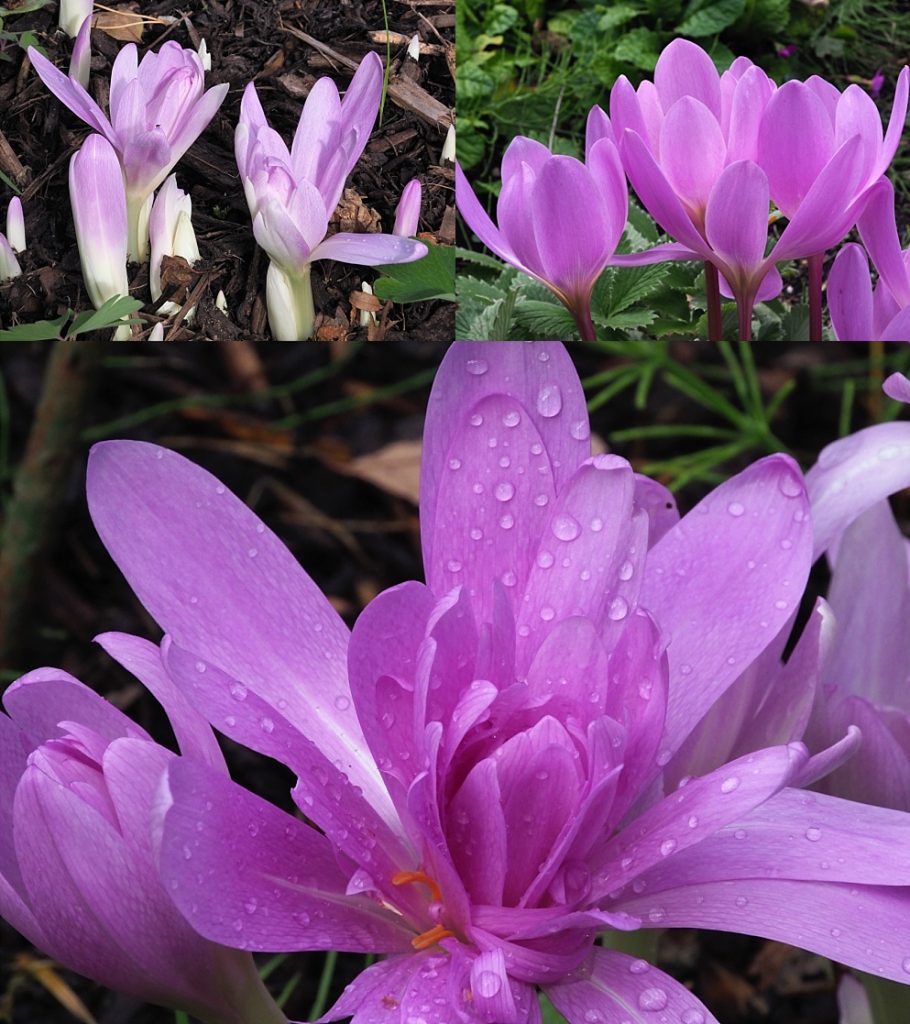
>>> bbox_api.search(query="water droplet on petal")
[499,514,515,530]
[659,838,677,857]
[470,413,483,427]
[502,409,521,428]
[805,826,822,842]
[495,482,515,502]
[230,683,248,701]
[195,661,207,674]
[260,717,275,733]
[682,1010,706,1024]
[537,384,563,417]
[334,695,351,711]
[466,358,488,376]
[502,570,517,587]
[447,559,463,572]
[537,551,555,569]
[638,987,668,1011]
[619,560,634,581]
[735,895,748,907]
[570,420,590,440]
[629,959,650,974]
[552,514,581,541]
[448,457,462,471]
[534,493,549,507]
[901,957,910,974]
[476,971,502,997]
[687,815,699,829]
[720,776,740,793]
[540,606,555,622]
[608,597,629,621]
[727,501,745,517]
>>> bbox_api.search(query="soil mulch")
[0,0,455,341]
[0,340,903,1022]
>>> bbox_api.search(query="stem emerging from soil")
[267,262,316,340]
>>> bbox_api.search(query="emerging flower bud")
[58,0,92,38]
[198,38,211,72]
[6,196,25,253]
[149,174,200,318]
[441,122,455,163]
[393,179,422,237]
[0,234,21,282]
[407,33,420,61]
[69,134,129,311]
[69,14,91,89]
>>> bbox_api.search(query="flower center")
[392,870,455,950]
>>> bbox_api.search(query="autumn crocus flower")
[70,13,91,89]
[828,178,910,341]
[236,53,427,341]
[69,133,131,336]
[456,137,690,341]
[85,342,910,1024]
[604,38,777,338]
[29,40,228,262]
[756,63,909,338]
[0,639,286,1024]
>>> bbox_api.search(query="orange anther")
[392,869,443,904]
[411,924,455,950]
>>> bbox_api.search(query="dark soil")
[1,340,906,1023]
[0,0,455,341]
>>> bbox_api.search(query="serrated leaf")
[457,62,495,101]
[456,124,488,169]
[484,3,519,34]
[612,26,660,70]
[600,308,658,329]
[678,0,746,36]
[456,246,511,272]
[373,244,455,303]
[513,299,578,339]
[599,3,641,30]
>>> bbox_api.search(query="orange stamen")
[411,924,455,950]
[392,869,443,903]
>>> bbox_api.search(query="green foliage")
[0,0,50,60]
[0,297,145,341]
[373,244,456,303]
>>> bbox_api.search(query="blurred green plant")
[0,296,145,341]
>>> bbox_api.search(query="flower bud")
[6,196,25,253]
[0,234,21,282]
[407,34,420,61]
[69,134,129,310]
[149,175,200,318]
[69,14,91,89]
[58,0,92,38]
[441,122,455,163]
[393,179,422,237]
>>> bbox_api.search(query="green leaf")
[513,298,578,339]
[456,122,488,169]
[678,0,746,36]
[0,315,69,341]
[373,244,456,303]
[612,26,661,70]
[456,246,511,273]
[598,3,641,30]
[0,0,52,14]
[66,296,144,337]
[457,62,495,101]
[484,3,519,34]
[539,993,568,1024]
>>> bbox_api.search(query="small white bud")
[407,34,420,61]
[441,122,455,163]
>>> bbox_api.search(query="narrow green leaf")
[373,244,455,303]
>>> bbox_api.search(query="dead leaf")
[94,5,145,42]
[331,188,382,234]
[13,954,98,1024]
[345,439,422,503]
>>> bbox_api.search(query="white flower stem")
[266,261,315,340]
[126,191,152,264]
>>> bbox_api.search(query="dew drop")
[608,597,629,622]
[502,409,521,428]
[659,838,677,857]
[735,895,748,907]
[448,457,462,471]
[470,413,483,427]
[680,663,693,676]
[476,971,502,998]
[256,522,265,534]
[495,482,515,502]
[334,695,351,711]
[682,1010,706,1024]
[727,501,745,517]
[902,957,910,974]
[470,528,483,541]
[619,560,634,581]
[629,959,650,974]
[720,776,740,793]
[734,829,747,840]
[502,570,517,587]
[466,358,488,376]
[260,717,275,733]
[537,384,563,417]
[778,474,802,497]
[230,683,248,701]
[805,826,822,842]
[499,514,515,530]
[687,815,699,829]
[537,551,555,569]
[195,660,207,674]
[655,749,671,767]
[244,897,258,914]
[552,514,581,541]
[540,606,555,622]
[570,420,591,440]
[638,987,668,1011]
[215,484,226,495]
[447,559,463,572]
[774,599,788,610]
